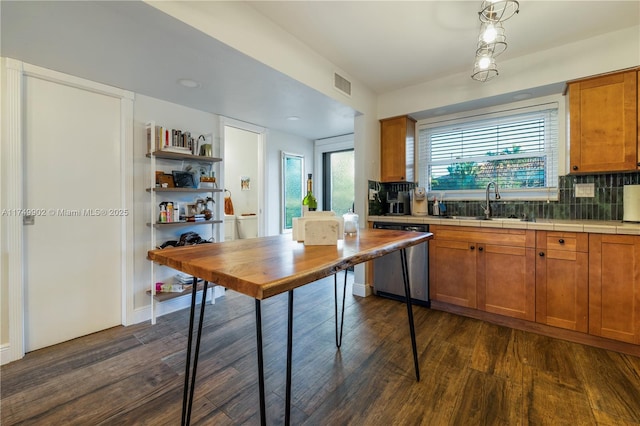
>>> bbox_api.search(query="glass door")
[322,149,354,216]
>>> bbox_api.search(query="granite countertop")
[368,215,640,235]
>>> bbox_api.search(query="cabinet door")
[477,243,536,321]
[380,116,415,182]
[536,232,589,332]
[589,234,640,344]
[429,239,477,308]
[569,70,638,173]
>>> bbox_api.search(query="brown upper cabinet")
[380,115,416,182]
[568,69,639,173]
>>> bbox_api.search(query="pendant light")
[471,47,499,82]
[479,0,520,23]
[471,0,519,82]
[478,22,507,56]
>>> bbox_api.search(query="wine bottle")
[302,173,317,214]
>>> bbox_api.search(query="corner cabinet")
[568,69,639,173]
[146,122,223,324]
[380,115,416,182]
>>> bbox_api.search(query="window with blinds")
[418,103,558,199]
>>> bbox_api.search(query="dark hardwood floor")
[2,273,640,425]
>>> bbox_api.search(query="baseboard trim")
[1,343,12,366]
[352,282,373,298]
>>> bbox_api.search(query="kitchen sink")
[443,216,486,220]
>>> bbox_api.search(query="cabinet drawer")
[537,231,588,252]
[431,225,534,247]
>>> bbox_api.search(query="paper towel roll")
[623,185,640,222]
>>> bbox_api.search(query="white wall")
[264,129,315,236]
[146,1,379,241]
[224,126,259,216]
[378,26,640,119]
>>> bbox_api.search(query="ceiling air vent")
[333,72,352,97]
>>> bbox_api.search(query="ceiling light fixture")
[478,22,507,56]
[471,0,519,82]
[479,0,520,23]
[177,78,200,88]
[472,49,499,82]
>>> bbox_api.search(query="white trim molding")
[220,116,267,237]
[2,57,26,364]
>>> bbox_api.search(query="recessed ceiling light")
[513,92,532,100]
[177,78,200,88]
[286,116,300,121]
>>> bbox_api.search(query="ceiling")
[2,1,639,140]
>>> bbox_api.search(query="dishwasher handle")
[404,226,428,232]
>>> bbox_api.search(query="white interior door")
[24,76,123,352]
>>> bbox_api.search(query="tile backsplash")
[369,172,640,221]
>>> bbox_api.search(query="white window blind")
[418,103,558,200]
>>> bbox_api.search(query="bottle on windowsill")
[302,173,317,215]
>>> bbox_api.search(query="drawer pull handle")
[539,252,545,257]
[558,239,565,244]
[470,246,475,250]
[478,247,484,252]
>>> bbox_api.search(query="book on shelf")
[186,214,206,222]
[147,124,196,154]
[161,146,192,154]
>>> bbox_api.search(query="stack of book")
[186,214,206,222]
[148,125,195,154]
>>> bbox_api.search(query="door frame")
[220,116,266,238]
[1,59,134,364]
[313,134,353,211]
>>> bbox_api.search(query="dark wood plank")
[3,273,640,426]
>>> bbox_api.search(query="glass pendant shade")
[479,0,519,23]
[478,22,507,56]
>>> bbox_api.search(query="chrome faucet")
[482,181,501,219]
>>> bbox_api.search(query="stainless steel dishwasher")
[372,222,429,307]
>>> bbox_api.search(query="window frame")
[281,151,305,233]
[416,95,565,202]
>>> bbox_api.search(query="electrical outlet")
[369,189,378,201]
[575,183,595,198]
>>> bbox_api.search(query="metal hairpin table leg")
[182,279,209,426]
[255,299,266,426]
[334,270,348,348]
[285,290,294,426]
[400,248,420,381]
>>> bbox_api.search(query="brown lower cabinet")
[429,225,536,321]
[430,225,640,348]
[536,231,589,332]
[589,234,640,345]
